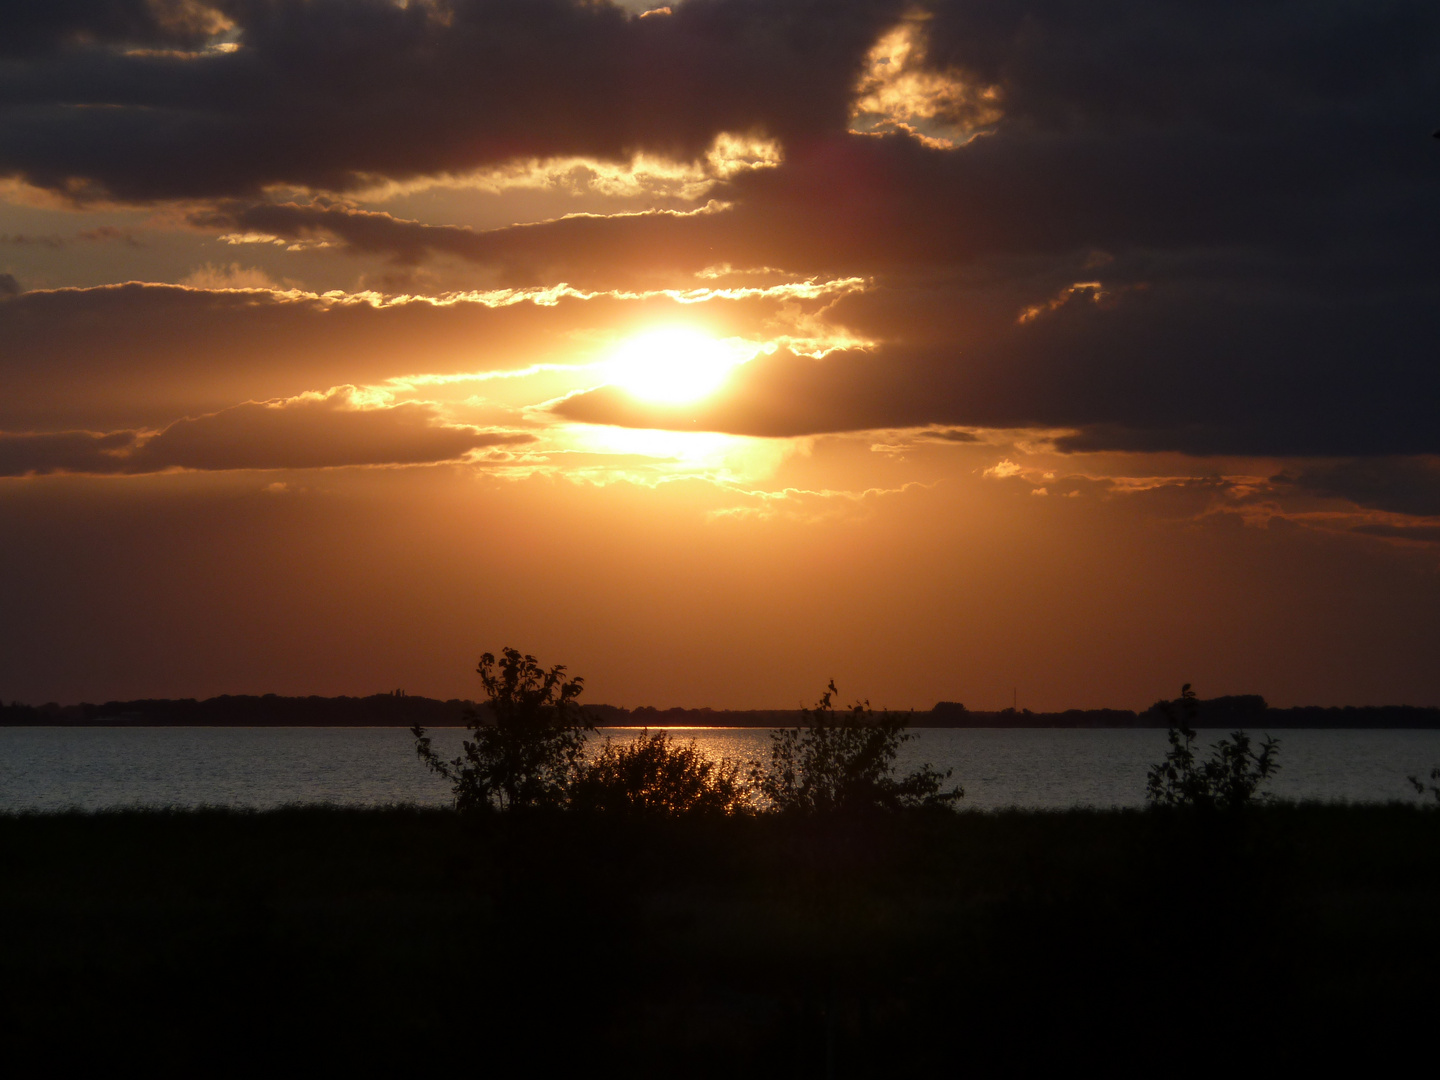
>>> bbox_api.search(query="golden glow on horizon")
[556,422,793,485]
[568,424,737,461]
[604,327,747,405]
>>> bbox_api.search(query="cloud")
[169,101,1440,458]
[554,285,1440,458]
[0,274,19,296]
[0,279,857,429]
[0,0,225,59]
[4,1,1438,464]
[1351,523,1440,545]
[0,226,140,248]
[551,340,1058,439]
[15,0,1423,217]
[914,428,979,444]
[1276,457,1440,517]
[194,198,740,286]
[0,0,902,201]
[1,233,66,248]
[552,346,942,438]
[0,388,534,476]
[849,18,1001,147]
[0,428,140,476]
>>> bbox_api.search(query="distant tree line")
[934,696,1440,729]
[5,692,1439,728]
[0,692,473,727]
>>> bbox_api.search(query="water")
[2,726,1438,812]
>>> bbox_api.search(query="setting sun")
[604,328,742,404]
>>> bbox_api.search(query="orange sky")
[2,1,1439,710]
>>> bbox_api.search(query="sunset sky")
[2,0,1438,712]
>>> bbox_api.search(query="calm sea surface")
[3,726,1439,812]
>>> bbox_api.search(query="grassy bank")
[2,804,1437,1072]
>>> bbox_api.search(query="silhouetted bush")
[752,680,963,814]
[570,730,755,816]
[412,647,590,812]
[1146,684,1280,810]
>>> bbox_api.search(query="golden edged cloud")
[0,277,872,434]
[850,19,1001,148]
[341,131,782,205]
[145,0,234,39]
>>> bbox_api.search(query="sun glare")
[604,328,744,405]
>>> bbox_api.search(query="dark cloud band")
[0,390,533,476]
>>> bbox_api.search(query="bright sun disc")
[605,328,739,405]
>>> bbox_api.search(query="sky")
[2,0,1439,712]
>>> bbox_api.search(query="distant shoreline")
[4,692,1440,729]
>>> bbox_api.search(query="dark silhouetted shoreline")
[6,691,1440,728]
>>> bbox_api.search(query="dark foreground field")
[2,805,1438,1074]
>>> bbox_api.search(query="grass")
[2,803,1438,1073]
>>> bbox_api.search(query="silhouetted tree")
[753,680,963,814]
[412,647,590,812]
[570,730,754,816]
[1146,684,1280,810]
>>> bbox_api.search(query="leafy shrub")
[752,680,963,814]
[1146,684,1281,810]
[412,647,591,812]
[569,730,754,816]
